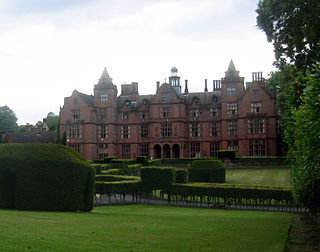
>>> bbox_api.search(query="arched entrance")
[163,144,171,158]
[154,144,161,159]
[172,144,180,158]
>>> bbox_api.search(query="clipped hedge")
[140,166,176,191]
[110,159,136,169]
[0,144,95,211]
[103,156,118,164]
[218,150,236,160]
[96,174,140,182]
[188,160,226,183]
[162,183,294,206]
[95,181,142,196]
[175,169,188,183]
[136,156,148,165]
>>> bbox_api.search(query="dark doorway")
[163,144,171,158]
[172,144,180,158]
[154,144,161,159]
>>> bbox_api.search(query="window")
[189,123,200,137]
[160,123,172,137]
[193,96,199,103]
[139,143,149,157]
[209,122,220,136]
[121,125,131,139]
[228,140,238,152]
[227,86,237,96]
[73,98,78,104]
[249,139,266,156]
[139,124,149,138]
[212,96,218,103]
[122,144,131,159]
[251,102,262,113]
[190,142,201,158]
[98,109,107,120]
[98,125,108,139]
[210,142,220,157]
[253,90,259,96]
[161,94,171,103]
[192,109,199,118]
[67,124,82,139]
[99,92,107,102]
[248,119,265,134]
[122,112,129,120]
[161,107,171,118]
[141,111,147,120]
[227,120,238,135]
[72,110,80,120]
[227,103,238,115]
[68,143,82,155]
[210,108,219,117]
[98,143,108,159]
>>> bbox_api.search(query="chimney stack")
[184,80,189,94]
[204,79,208,92]
[156,81,160,90]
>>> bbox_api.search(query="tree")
[256,0,320,70]
[45,112,59,131]
[290,64,320,210]
[0,105,18,134]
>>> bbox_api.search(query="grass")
[226,168,291,186]
[0,205,292,251]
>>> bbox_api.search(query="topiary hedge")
[188,160,226,183]
[0,144,95,211]
[96,174,140,182]
[175,169,188,183]
[140,166,176,192]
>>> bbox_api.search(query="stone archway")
[163,144,171,159]
[172,144,180,158]
[154,144,161,159]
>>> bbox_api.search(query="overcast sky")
[0,0,275,125]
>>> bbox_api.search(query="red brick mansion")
[59,60,278,160]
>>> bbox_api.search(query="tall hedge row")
[0,144,95,211]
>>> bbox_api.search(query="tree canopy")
[256,0,320,70]
[45,112,59,131]
[0,105,18,134]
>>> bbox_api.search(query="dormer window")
[161,94,171,103]
[125,100,131,106]
[210,108,219,117]
[141,111,147,120]
[251,102,262,113]
[193,96,199,103]
[72,110,80,120]
[99,93,107,102]
[212,96,218,103]
[122,112,129,120]
[73,98,78,104]
[143,99,149,105]
[227,86,237,96]
[192,109,199,118]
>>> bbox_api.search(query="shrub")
[218,150,236,160]
[0,144,95,211]
[140,166,176,191]
[110,159,136,169]
[136,156,148,165]
[175,169,188,183]
[188,160,226,183]
[103,156,117,164]
[102,169,122,175]
[96,174,140,182]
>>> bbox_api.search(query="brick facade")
[60,61,278,159]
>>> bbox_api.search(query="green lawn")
[226,168,291,186]
[0,205,292,251]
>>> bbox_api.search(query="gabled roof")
[225,59,240,78]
